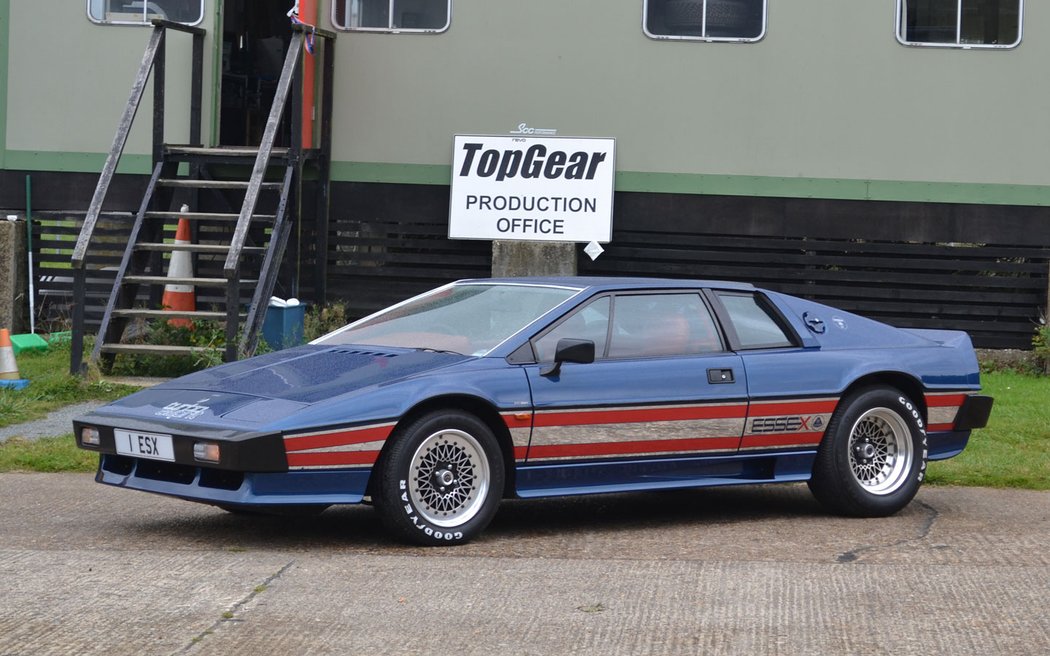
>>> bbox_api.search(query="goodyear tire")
[374,411,504,546]
[808,387,928,517]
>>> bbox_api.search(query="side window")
[608,294,723,359]
[896,0,1023,48]
[644,0,766,42]
[533,297,611,362]
[332,0,451,32]
[87,0,204,25]
[717,293,794,349]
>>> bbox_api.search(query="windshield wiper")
[415,347,465,356]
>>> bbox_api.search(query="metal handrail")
[69,20,205,374]
[223,23,337,360]
[71,20,204,270]
[222,23,337,278]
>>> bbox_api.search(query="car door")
[709,289,837,454]
[521,291,748,485]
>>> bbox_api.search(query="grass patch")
[0,436,97,473]
[0,341,138,429]
[926,371,1050,490]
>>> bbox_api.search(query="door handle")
[707,368,735,384]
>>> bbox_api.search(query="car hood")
[94,345,470,426]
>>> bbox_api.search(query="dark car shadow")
[122,483,828,553]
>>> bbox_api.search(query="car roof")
[457,276,757,293]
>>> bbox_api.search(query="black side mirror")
[539,338,595,377]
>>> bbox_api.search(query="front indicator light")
[81,427,101,447]
[193,442,221,463]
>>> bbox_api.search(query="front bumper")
[96,453,371,506]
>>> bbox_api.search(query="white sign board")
[449,135,615,243]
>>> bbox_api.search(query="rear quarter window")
[717,292,796,349]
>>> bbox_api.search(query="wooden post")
[491,241,577,278]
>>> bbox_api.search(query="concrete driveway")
[0,473,1047,655]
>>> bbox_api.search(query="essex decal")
[448,134,615,243]
[740,399,836,451]
[747,415,825,433]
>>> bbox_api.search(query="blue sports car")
[74,278,993,545]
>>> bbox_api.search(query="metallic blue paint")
[76,277,990,516]
[927,431,972,461]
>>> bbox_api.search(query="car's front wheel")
[374,410,504,546]
[808,386,928,517]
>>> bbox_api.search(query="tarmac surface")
[0,473,1047,655]
[0,401,106,444]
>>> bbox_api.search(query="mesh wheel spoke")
[408,429,490,528]
[847,407,914,496]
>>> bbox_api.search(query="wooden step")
[111,309,246,320]
[163,145,292,165]
[136,242,266,254]
[157,178,283,191]
[123,275,258,287]
[144,210,276,222]
[99,344,218,357]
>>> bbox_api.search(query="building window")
[332,0,450,33]
[896,0,1023,48]
[87,0,204,25]
[644,0,766,42]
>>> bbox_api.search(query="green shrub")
[1034,322,1050,375]
[304,301,349,341]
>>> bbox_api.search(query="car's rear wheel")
[374,410,504,546]
[808,386,927,517]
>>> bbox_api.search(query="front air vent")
[328,348,398,358]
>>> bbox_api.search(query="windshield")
[315,283,580,355]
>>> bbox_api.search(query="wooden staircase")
[69,19,334,374]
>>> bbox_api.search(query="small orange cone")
[0,328,29,390]
[161,204,195,328]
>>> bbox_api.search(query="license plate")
[114,429,175,462]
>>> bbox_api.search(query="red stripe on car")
[284,424,393,452]
[740,432,825,449]
[748,399,838,416]
[286,450,381,468]
[925,393,968,407]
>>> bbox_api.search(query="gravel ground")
[0,401,107,443]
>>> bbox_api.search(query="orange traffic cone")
[161,204,195,328]
[0,328,29,390]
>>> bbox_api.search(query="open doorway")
[219,0,293,146]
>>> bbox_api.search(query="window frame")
[642,0,768,43]
[708,290,799,351]
[529,291,728,363]
[331,0,452,34]
[894,0,1024,50]
[86,0,204,26]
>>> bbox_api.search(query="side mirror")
[539,338,595,377]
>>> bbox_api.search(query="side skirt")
[514,449,817,499]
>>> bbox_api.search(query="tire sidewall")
[377,411,504,546]
[817,387,928,516]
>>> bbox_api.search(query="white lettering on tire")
[397,477,465,542]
